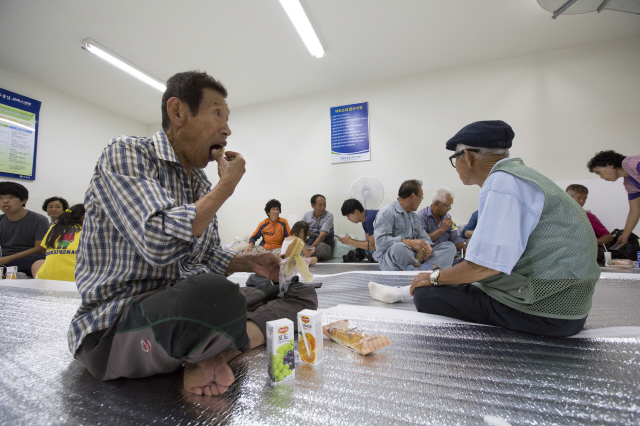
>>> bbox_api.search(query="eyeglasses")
[438,201,453,209]
[449,148,480,168]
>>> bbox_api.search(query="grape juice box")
[266,318,295,383]
[297,309,323,366]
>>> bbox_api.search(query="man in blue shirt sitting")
[337,198,378,257]
[417,187,466,252]
[461,210,478,240]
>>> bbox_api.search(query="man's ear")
[463,149,474,166]
[166,97,186,128]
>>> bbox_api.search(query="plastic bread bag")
[610,259,634,268]
[278,237,314,297]
[322,319,392,355]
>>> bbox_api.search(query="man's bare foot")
[184,353,235,396]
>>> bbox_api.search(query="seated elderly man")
[417,187,466,252]
[372,180,456,272]
[337,198,377,253]
[409,120,599,337]
[301,194,335,261]
[565,184,614,246]
[69,71,317,397]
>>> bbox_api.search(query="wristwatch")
[430,269,441,286]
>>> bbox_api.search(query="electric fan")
[349,176,384,210]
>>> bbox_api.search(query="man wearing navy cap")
[408,120,600,337]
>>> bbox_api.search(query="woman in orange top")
[244,199,291,253]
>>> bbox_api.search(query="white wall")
[213,36,640,243]
[3,37,639,243]
[0,67,148,215]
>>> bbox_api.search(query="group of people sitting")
[243,195,334,265]
[0,182,84,280]
[1,70,638,399]
[245,147,640,275]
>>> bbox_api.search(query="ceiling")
[1,0,639,124]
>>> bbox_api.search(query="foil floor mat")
[310,272,640,329]
[1,274,639,425]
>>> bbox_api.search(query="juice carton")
[5,266,17,279]
[266,318,295,383]
[297,309,323,366]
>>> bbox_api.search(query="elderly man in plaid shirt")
[69,71,317,396]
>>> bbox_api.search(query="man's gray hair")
[432,187,454,204]
[456,143,510,158]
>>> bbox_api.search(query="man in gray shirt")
[0,181,49,276]
[301,194,334,261]
[373,180,456,271]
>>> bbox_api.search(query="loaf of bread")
[322,319,392,355]
[610,259,634,268]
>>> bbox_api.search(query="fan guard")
[349,176,384,210]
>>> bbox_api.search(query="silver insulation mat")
[310,262,380,274]
[310,272,640,329]
[1,275,639,425]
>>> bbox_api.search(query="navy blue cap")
[445,120,514,151]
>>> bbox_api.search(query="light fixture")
[278,0,325,58]
[538,0,640,19]
[81,39,166,92]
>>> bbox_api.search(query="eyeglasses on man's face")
[449,148,480,168]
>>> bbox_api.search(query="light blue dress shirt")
[465,159,545,275]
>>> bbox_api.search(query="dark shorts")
[413,284,587,337]
[6,254,46,277]
[75,273,317,380]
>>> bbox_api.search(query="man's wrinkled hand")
[420,244,433,259]
[214,150,245,187]
[440,218,453,231]
[251,252,281,281]
[410,272,432,296]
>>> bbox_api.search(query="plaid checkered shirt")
[68,130,236,354]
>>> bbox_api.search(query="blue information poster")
[0,88,41,180]
[330,102,370,164]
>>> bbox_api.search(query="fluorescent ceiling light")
[0,117,34,131]
[81,39,166,92]
[279,0,325,58]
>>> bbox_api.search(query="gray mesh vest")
[474,158,600,319]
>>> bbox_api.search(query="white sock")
[399,285,413,301]
[368,282,412,304]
